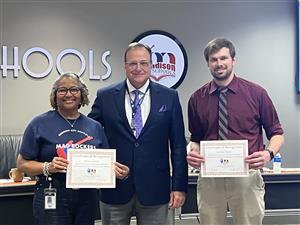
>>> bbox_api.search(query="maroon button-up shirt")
[188,75,284,154]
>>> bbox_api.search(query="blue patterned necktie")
[218,87,228,140]
[132,90,143,138]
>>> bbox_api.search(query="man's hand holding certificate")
[66,149,116,188]
[200,140,249,177]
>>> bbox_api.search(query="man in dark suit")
[88,42,188,225]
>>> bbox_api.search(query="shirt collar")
[208,74,238,95]
[126,79,150,94]
[227,75,238,94]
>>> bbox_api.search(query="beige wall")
[0,0,299,167]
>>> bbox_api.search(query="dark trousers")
[33,177,98,225]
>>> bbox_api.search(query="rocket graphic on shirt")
[56,136,93,159]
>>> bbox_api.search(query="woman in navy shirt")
[17,73,129,225]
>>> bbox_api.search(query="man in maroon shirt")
[187,38,284,225]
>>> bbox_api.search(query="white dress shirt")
[125,79,151,131]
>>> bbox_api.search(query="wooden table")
[0,179,36,196]
[0,179,36,225]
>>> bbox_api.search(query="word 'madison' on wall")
[0,46,112,80]
[133,30,188,89]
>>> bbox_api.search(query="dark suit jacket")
[88,80,188,206]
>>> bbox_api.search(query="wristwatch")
[265,148,274,160]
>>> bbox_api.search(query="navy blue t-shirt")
[20,110,109,179]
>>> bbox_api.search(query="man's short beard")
[212,71,232,81]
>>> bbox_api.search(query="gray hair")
[124,42,152,63]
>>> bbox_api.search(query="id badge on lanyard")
[44,176,56,210]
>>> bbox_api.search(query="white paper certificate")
[200,140,249,177]
[66,149,116,188]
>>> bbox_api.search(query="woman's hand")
[49,156,68,174]
[114,162,130,180]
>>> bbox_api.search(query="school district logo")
[133,30,188,89]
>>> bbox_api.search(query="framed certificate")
[66,149,116,188]
[200,140,249,177]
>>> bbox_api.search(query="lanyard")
[126,85,150,115]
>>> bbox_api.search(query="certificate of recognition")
[66,149,116,188]
[200,140,249,177]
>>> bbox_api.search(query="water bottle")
[273,153,281,173]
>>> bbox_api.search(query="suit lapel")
[114,81,133,134]
[140,82,160,136]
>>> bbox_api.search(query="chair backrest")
[0,135,23,179]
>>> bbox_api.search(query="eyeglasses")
[56,87,81,96]
[125,61,151,69]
